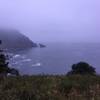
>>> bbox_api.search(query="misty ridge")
[0,29,38,49]
[0,0,99,43]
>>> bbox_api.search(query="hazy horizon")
[0,0,99,43]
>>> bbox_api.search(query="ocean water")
[8,43,100,75]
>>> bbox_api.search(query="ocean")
[8,43,100,75]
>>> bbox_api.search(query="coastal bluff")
[0,29,37,49]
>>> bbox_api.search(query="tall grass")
[0,75,100,100]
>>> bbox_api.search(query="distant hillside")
[0,29,37,49]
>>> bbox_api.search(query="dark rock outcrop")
[0,29,37,49]
[39,43,46,48]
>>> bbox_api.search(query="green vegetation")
[67,62,96,75]
[0,75,100,100]
[0,40,100,99]
[0,40,19,76]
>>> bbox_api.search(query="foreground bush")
[0,75,100,100]
[0,40,19,76]
[67,62,96,75]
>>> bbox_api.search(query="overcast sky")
[0,0,99,43]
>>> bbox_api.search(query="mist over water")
[8,43,100,75]
[0,0,99,43]
[0,0,99,75]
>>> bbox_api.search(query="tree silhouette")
[0,40,19,76]
[67,62,96,75]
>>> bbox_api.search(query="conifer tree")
[0,40,19,76]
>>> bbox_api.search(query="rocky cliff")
[0,29,37,49]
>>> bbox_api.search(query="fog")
[0,0,99,43]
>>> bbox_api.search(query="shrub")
[67,62,96,75]
[0,40,19,76]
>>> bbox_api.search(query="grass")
[0,75,100,100]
